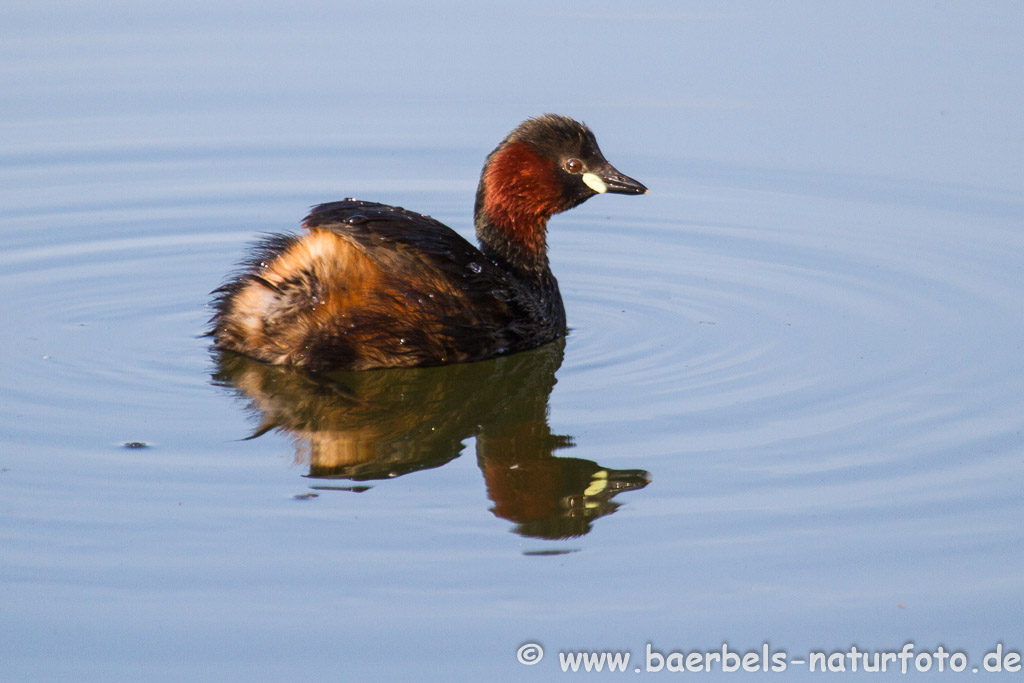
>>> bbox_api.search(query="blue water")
[2,2,1022,680]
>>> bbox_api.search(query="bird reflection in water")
[212,339,649,539]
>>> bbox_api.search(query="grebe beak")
[583,164,649,195]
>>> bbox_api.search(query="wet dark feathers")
[210,200,566,370]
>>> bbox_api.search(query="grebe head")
[475,114,647,271]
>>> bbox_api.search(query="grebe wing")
[303,199,485,270]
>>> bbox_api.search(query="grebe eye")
[565,158,584,173]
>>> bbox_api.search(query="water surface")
[2,2,1022,680]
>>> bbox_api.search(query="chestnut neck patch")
[479,141,564,261]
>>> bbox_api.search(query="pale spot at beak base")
[582,172,608,194]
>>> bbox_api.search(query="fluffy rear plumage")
[210,200,565,370]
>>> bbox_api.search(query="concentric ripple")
[0,224,235,443]
[551,183,1024,486]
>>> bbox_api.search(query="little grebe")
[210,114,647,370]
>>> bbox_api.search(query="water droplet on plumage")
[467,262,482,274]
